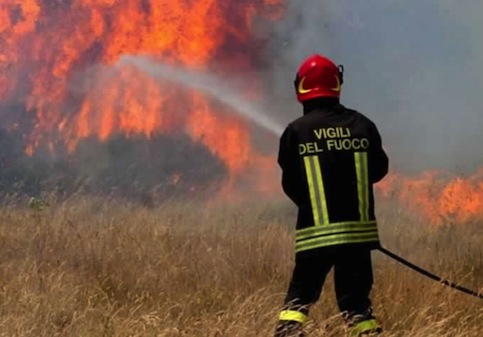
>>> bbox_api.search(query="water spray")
[118,55,285,136]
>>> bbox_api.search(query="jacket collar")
[303,98,340,115]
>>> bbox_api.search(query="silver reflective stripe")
[296,221,377,241]
[354,152,369,221]
[296,231,379,253]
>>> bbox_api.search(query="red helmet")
[294,54,344,103]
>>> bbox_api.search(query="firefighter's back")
[288,104,386,252]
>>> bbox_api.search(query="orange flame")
[0,0,284,181]
[3,1,483,224]
[377,169,483,225]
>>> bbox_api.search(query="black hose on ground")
[378,246,483,300]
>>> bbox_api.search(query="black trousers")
[282,246,374,319]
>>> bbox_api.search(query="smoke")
[268,0,483,174]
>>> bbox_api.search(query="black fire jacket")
[278,99,389,252]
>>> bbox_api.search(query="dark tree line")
[0,128,227,205]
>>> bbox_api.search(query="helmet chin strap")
[337,65,345,85]
[293,73,301,91]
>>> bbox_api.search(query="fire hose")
[378,247,483,300]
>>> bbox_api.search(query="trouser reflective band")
[354,152,369,222]
[278,310,308,324]
[303,156,329,227]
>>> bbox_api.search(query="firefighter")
[274,54,389,337]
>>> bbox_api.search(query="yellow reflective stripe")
[297,230,379,248]
[279,310,308,324]
[296,221,377,241]
[355,152,362,220]
[362,152,369,221]
[303,156,321,226]
[296,231,379,253]
[313,156,329,225]
[354,152,369,222]
[303,156,328,226]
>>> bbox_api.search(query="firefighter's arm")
[368,123,389,183]
[278,126,303,205]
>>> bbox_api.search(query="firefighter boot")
[343,310,382,337]
[274,320,305,337]
[347,317,382,336]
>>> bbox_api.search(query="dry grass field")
[0,195,481,336]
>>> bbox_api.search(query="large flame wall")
[1,1,483,225]
[0,0,284,174]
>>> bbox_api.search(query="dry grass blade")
[0,197,481,336]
